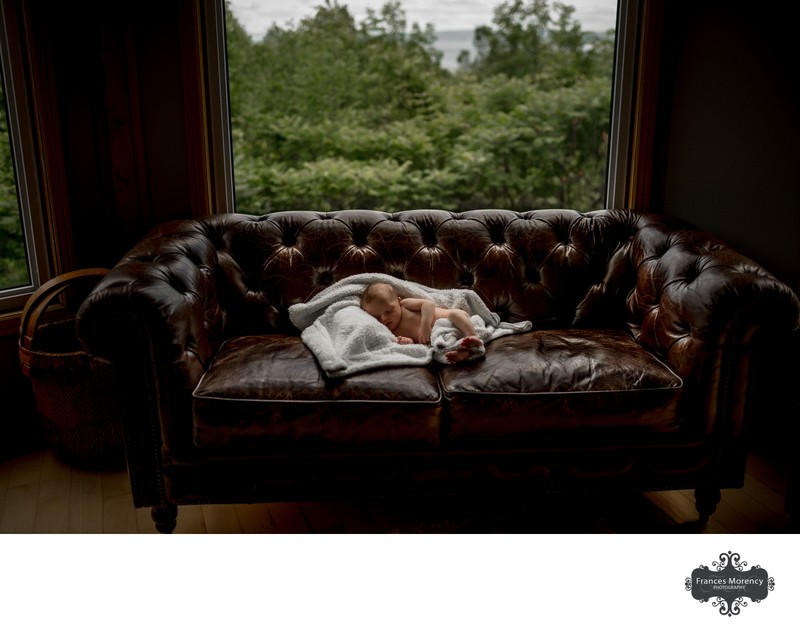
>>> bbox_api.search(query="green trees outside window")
[226,0,615,215]
[0,75,30,290]
[0,0,616,290]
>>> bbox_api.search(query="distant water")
[433,30,475,71]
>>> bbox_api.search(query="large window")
[0,0,49,313]
[224,0,624,214]
[0,66,27,291]
[0,0,640,314]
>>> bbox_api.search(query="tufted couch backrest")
[203,208,648,335]
[77,207,800,390]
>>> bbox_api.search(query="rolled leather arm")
[625,214,800,435]
[628,215,799,368]
[77,219,224,389]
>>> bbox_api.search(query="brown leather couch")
[75,209,800,533]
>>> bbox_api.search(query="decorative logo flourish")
[686,551,774,616]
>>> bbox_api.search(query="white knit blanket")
[287,273,532,377]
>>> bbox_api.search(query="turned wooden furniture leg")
[151,504,178,533]
[694,487,721,524]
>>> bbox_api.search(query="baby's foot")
[445,336,484,364]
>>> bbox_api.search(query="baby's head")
[360,282,401,328]
[360,281,397,310]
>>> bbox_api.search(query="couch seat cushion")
[440,329,683,447]
[192,335,442,453]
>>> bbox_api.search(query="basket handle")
[18,268,110,369]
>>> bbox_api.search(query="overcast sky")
[227,0,619,39]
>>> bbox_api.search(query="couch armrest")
[76,219,224,389]
[629,215,800,362]
[628,214,800,435]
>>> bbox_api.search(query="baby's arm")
[399,297,436,344]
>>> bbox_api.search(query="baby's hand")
[396,336,414,345]
[417,327,431,344]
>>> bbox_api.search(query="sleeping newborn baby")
[360,281,484,363]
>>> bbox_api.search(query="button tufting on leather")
[549,219,573,244]
[488,223,507,245]
[422,231,438,248]
[316,270,334,286]
[525,266,541,284]
[282,231,297,248]
[350,228,369,247]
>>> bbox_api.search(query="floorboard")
[173,504,208,534]
[233,503,275,534]
[68,468,103,533]
[33,451,72,533]
[0,484,38,533]
[202,504,242,534]
[267,502,309,534]
[0,458,12,528]
[0,447,792,534]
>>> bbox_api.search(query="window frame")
[606,0,638,208]
[0,0,51,314]
[606,0,661,210]
[201,0,235,213]
[214,0,645,212]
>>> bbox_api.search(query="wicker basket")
[18,268,125,468]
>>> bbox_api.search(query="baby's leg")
[445,335,484,364]
[444,308,477,338]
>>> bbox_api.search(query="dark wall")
[29,0,198,270]
[649,0,799,457]
[651,0,800,293]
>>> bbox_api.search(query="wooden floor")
[0,447,792,534]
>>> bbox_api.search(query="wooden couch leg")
[151,504,178,534]
[694,487,721,524]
